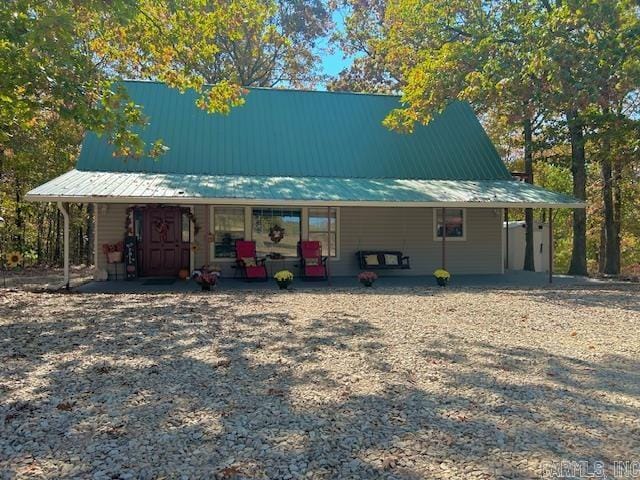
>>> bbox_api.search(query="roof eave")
[24,193,586,209]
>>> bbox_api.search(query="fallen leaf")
[218,466,242,478]
[382,455,397,469]
[56,401,74,411]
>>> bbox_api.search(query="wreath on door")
[269,224,285,243]
[153,219,170,241]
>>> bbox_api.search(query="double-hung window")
[213,207,245,258]
[434,208,466,240]
[252,208,301,257]
[308,207,337,257]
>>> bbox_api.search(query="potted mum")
[192,266,220,291]
[358,271,378,287]
[433,268,450,287]
[274,270,294,289]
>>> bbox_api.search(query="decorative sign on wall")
[124,235,138,279]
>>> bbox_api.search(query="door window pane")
[181,211,191,243]
[252,208,301,257]
[214,207,245,258]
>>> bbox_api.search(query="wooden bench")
[356,251,411,270]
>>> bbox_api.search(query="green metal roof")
[27,81,584,207]
[77,80,512,181]
[26,169,584,208]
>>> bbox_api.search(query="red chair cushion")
[245,265,267,279]
[304,265,326,277]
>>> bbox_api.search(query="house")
[26,80,583,286]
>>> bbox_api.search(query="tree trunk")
[14,177,23,252]
[613,159,622,273]
[598,222,606,273]
[523,117,535,271]
[36,209,46,263]
[567,111,588,276]
[601,154,619,274]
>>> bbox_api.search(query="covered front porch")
[26,170,584,289]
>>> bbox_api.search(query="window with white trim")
[434,208,466,240]
[308,207,337,257]
[213,207,245,258]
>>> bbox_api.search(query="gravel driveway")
[1,286,639,479]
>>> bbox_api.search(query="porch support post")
[93,203,99,268]
[326,206,331,286]
[204,205,210,266]
[189,205,195,273]
[548,208,553,284]
[441,207,446,269]
[57,201,70,289]
[504,208,509,270]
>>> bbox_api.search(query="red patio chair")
[299,240,327,280]
[235,240,268,281]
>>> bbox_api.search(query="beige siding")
[95,204,128,271]
[331,207,503,275]
[95,203,502,276]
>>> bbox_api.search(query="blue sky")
[318,9,352,82]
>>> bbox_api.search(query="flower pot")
[435,276,449,287]
[107,251,123,264]
[201,283,211,291]
[276,280,291,290]
[360,280,374,287]
[178,268,190,280]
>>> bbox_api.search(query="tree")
[327,0,399,93]
[528,0,639,275]
[191,0,334,87]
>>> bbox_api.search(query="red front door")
[141,207,190,277]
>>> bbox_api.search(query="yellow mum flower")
[433,269,450,279]
[274,270,294,282]
[6,251,23,268]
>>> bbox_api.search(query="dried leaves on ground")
[1,286,639,479]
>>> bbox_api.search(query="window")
[434,208,466,240]
[252,208,301,257]
[181,210,191,243]
[133,209,143,242]
[214,207,245,258]
[308,207,337,257]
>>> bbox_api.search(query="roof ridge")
[119,78,401,99]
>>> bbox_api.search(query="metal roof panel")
[76,81,512,181]
[26,170,584,208]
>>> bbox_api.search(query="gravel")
[1,285,639,479]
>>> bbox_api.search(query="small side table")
[106,262,125,280]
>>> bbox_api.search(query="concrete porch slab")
[75,271,607,294]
